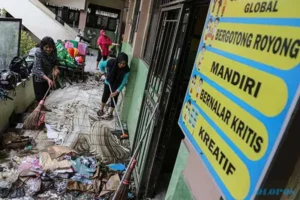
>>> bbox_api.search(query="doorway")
[150,4,210,199]
[132,5,183,198]
[132,2,210,199]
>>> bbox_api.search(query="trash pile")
[0,145,131,200]
[1,132,36,152]
[0,73,134,199]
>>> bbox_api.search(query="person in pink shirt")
[96,30,119,69]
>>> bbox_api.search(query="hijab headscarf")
[106,52,130,91]
[97,30,112,57]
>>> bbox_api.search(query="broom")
[23,87,51,130]
[112,102,159,200]
[113,158,137,200]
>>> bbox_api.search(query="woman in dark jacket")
[97,52,130,120]
[32,36,59,111]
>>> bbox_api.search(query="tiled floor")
[84,50,99,72]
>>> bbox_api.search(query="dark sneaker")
[97,110,105,116]
[100,113,113,120]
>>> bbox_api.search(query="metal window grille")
[142,0,161,64]
[133,7,182,197]
[142,11,160,65]
[151,9,180,78]
[142,0,180,65]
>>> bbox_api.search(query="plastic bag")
[25,178,41,196]
[9,180,25,199]
[78,42,88,56]
[54,179,68,194]
[56,41,76,68]
[64,41,74,49]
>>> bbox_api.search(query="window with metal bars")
[142,0,184,65]
[129,0,141,45]
[142,12,159,65]
[151,9,180,78]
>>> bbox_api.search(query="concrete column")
[120,0,129,42]
[78,10,87,31]
[132,0,151,58]
[123,0,134,43]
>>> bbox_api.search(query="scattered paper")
[16,123,23,129]
[45,124,59,139]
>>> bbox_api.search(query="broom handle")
[122,158,137,185]
[112,102,159,200]
[130,102,159,162]
[42,87,51,101]
[106,81,126,135]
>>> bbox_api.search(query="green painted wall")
[166,141,193,200]
[121,42,133,62]
[120,42,133,123]
[121,42,149,146]
[171,174,195,200]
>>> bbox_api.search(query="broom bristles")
[113,159,137,200]
[113,186,129,200]
[23,104,43,130]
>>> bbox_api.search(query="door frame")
[132,4,185,198]
[143,4,202,198]
[134,1,210,198]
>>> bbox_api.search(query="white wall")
[0,0,76,41]
[40,0,86,10]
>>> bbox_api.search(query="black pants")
[97,49,108,62]
[33,80,49,101]
[101,84,119,108]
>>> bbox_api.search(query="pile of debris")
[0,74,135,199]
[0,145,131,200]
[1,132,35,152]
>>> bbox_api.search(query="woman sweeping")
[32,36,59,111]
[96,30,119,70]
[97,52,130,120]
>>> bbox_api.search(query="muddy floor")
[0,53,132,200]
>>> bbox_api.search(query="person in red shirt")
[96,30,119,69]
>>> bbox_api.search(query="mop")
[105,81,129,139]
